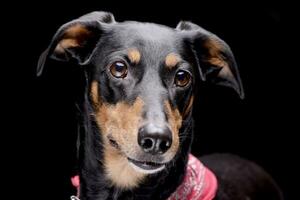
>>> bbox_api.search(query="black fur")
[201,154,283,200]
[38,11,283,200]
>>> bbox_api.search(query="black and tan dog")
[37,12,283,200]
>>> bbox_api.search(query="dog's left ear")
[37,11,116,76]
[176,21,244,98]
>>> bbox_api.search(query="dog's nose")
[138,124,172,155]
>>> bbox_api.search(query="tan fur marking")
[164,101,182,156]
[204,39,233,78]
[103,145,145,188]
[165,53,180,69]
[54,39,79,54]
[128,49,141,64]
[94,97,146,189]
[204,39,227,66]
[64,24,91,38]
[90,81,101,108]
[54,24,91,54]
[182,95,194,118]
[96,98,144,137]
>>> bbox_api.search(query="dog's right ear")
[37,11,116,76]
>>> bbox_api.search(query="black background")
[4,1,287,200]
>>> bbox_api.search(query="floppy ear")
[37,11,116,76]
[176,21,244,98]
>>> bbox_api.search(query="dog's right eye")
[110,61,128,78]
[174,70,191,87]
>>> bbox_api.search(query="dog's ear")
[37,11,116,76]
[176,21,244,98]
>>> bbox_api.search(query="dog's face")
[89,23,193,186]
[38,12,243,189]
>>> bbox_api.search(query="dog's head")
[38,12,243,189]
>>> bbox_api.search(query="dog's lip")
[127,157,166,170]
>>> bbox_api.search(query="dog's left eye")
[110,61,128,78]
[174,70,191,87]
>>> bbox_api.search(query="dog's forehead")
[109,21,182,55]
[116,22,175,39]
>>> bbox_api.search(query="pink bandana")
[71,175,80,198]
[167,154,218,200]
[71,154,217,200]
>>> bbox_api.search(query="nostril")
[159,140,171,153]
[141,138,154,150]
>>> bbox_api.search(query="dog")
[37,11,283,200]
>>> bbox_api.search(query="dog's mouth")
[127,157,166,174]
[108,136,166,174]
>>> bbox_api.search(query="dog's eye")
[174,70,191,87]
[110,61,128,78]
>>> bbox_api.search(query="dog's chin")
[127,157,166,174]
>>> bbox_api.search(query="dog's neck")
[78,100,193,200]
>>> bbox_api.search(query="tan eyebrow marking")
[128,49,141,64]
[165,53,180,69]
